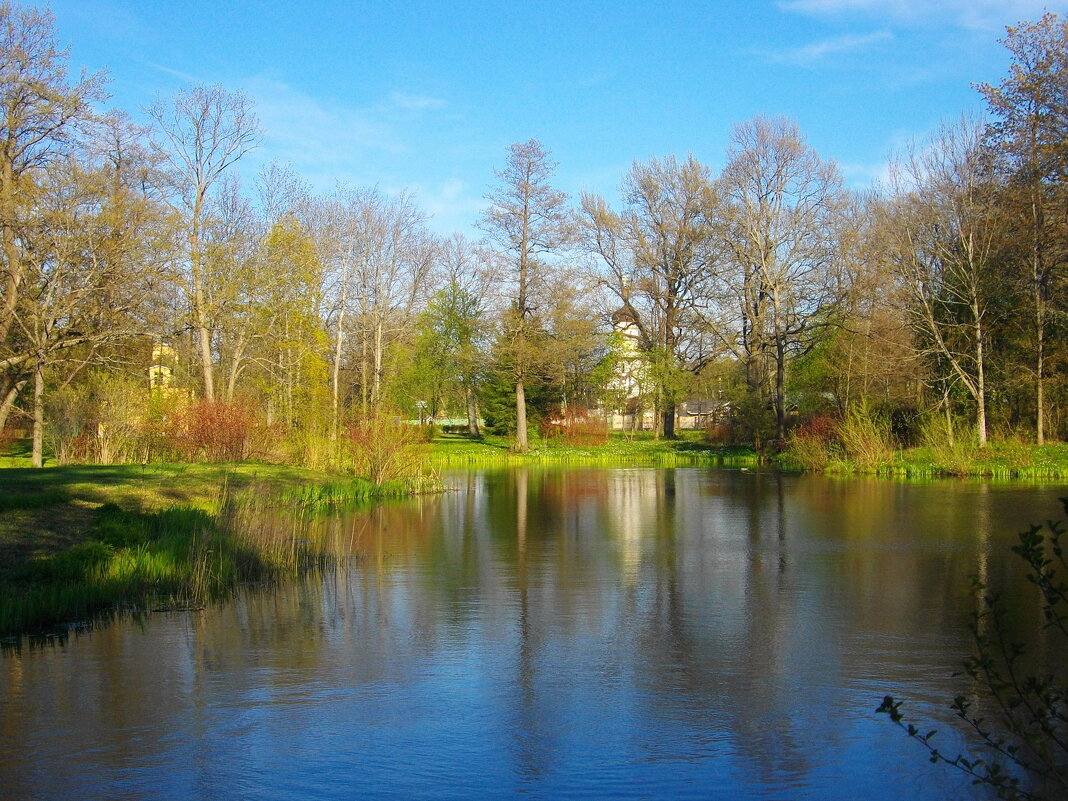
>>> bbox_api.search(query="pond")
[2,467,1067,800]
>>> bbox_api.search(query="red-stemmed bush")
[167,399,266,462]
[540,409,609,446]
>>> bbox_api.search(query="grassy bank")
[781,441,1068,480]
[426,431,758,468]
[0,462,423,640]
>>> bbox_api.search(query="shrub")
[281,426,342,472]
[837,403,895,469]
[346,410,425,484]
[920,412,979,475]
[725,395,777,451]
[45,371,150,465]
[0,424,17,453]
[703,421,732,445]
[44,382,94,464]
[540,409,609,446]
[784,413,839,471]
[419,421,440,443]
[167,398,271,462]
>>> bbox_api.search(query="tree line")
[0,2,1065,465]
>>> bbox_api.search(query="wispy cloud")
[143,61,203,85]
[238,79,477,228]
[839,157,894,189]
[766,30,893,66]
[243,78,407,188]
[391,92,448,111]
[409,178,487,236]
[778,0,1051,31]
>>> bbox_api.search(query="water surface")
[3,468,1066,800]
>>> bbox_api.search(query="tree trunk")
[0,159,23,346]
[1031,176,1045,446]
[465,383,480,436]
[225,331,248,403]
[943,382,955,447]
[32,358,44,468]
[331,301,348,440]
[662,405,676,439]
[373,319,384,409]
[775,338,787,441]
[331,329,344,439]
[975,302,988,448]
[515,378,528,452]
[0,375,27,432]
[1036,307,1045,445]
[196,313,214,401]
[188,202,216,401]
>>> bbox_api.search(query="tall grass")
[915,413,978,475]
[783,414,837,471]
[0,490,68,512]
[835,404,896,470]
[780,407,1068,479]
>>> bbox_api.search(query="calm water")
[2,468,1067,800]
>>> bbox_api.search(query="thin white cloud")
[839,158,894,189]
[247,78,406,174]
[391,92,447,111]
[779,0,1052,31]
[143,60,202,85]
[768,30,893,65]
[410,178,487,236]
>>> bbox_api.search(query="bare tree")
[435,233,494,434]
[214,163,317,407]
[480,139,570,452]
[356,189,436,412]
[148,84,261,401]
[315,188,359,438]
[882,118,1001,447]
[581,154,719,438]
[207,175,261,402]
[322,186,436,422]
[15,135,169,465]
[0,2,106,432]
[714,116,847,441]
[977,13,1068,444]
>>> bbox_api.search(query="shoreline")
[3,434,1067,640]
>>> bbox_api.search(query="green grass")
[425,431,757,467]
[788,442,1068,480]
[0,436,34,468]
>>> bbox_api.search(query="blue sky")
[49,0,1059,235]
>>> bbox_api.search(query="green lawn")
[424,431,757,467]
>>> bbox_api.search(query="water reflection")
[2,468,1066,800]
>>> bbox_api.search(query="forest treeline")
[0,3,1066,467]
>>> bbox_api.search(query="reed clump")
[836,404,896,470]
